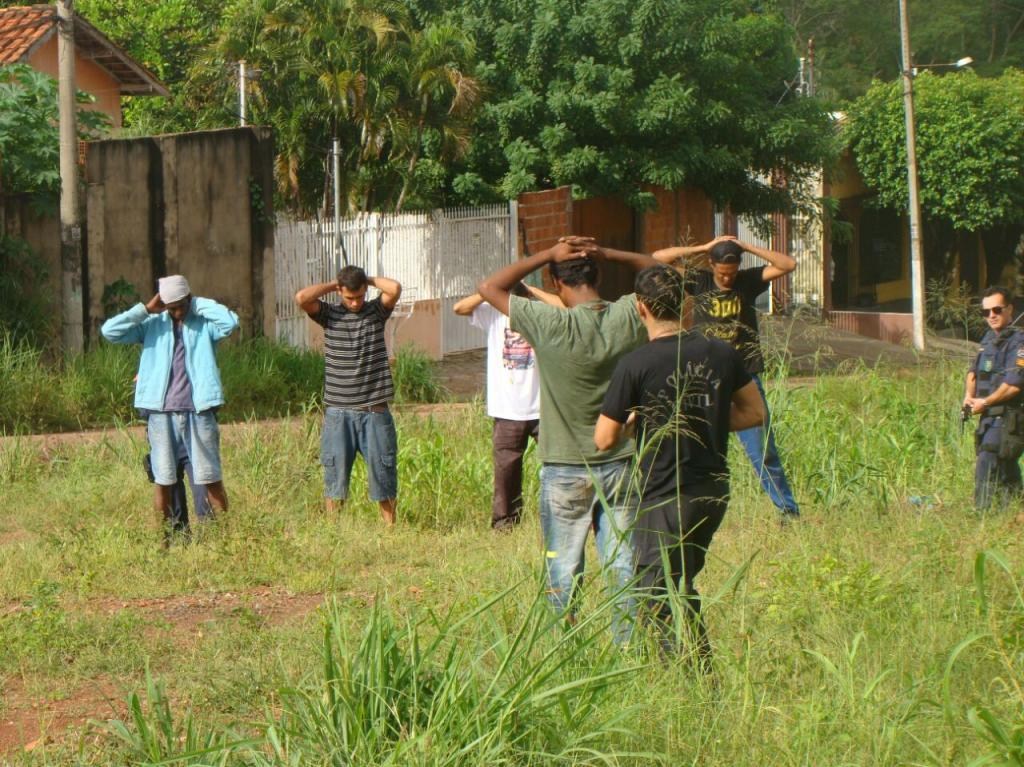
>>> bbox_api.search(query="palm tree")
[392,23,481,212]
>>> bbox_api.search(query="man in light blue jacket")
[102,275,239,540]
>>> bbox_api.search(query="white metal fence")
[275,203,516,354]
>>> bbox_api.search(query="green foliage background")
[848,70,1024,231]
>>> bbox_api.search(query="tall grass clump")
[100,671,251,766]
[216,338,324,420]
[96,591,646,766]
[393,344,448,404]
[0,336,326,433]
[943,550,1024,766]
[744,354,974,513]
[0,334,139,432]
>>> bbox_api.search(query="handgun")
[960,404,972,436]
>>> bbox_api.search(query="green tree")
[848,69,1024,232]
[0,64,107,346]
[391,23,481,212]
[775,0,1024,103]
[0,64,108,201]
[212,0,480,213]
[75,0,228,134]
[439,0,837,214]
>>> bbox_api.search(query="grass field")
[1,360,1023,765]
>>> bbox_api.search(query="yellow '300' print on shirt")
[708,295,741,318]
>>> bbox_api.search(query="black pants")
[632,484,728,661]
[975,419,1024,510]
[491,417,539,529]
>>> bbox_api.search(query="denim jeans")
[147,410,222,485]
[736,375,799,516]
[538,460,635,642]
[321,407,398,502]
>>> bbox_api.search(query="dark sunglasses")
[981,306,1006,317]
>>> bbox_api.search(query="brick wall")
[637,186,715,252]
[516,187,573,258]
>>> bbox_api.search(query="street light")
[912,56,974,76]
[898,2,972,352]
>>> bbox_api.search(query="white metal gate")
[274,203,515,355]
[438,203,518,355]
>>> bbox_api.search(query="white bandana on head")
[158,275,191,304]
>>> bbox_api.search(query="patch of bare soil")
[89,587,327,634]
[2,587,329,634]
[0,530,31,547]
[435,349,485,400]
[0,587,340,755]
[0,676,124,756]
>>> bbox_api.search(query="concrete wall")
[827,310,913,345]
[389,299,442,359]
[85,127,275,339]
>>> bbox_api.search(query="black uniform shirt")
[971,327,1024,401]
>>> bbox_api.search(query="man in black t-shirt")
[296,265,402,525]
[654,237,801,519]
[594,265,764,663]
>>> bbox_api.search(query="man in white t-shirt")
[454,283,561,529]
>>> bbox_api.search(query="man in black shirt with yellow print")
[654,236,800,520]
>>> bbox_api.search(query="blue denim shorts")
[321,407,398,502]
[147,410,222,486]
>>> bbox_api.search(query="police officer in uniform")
[963,286,1024,509]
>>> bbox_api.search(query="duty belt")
[985,403,1024,417]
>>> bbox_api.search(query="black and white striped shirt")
[315,298,394,408]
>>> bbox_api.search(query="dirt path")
[0,403,477,454]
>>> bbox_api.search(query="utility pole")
[899,0,926,351]
[332,137,347,267]
[239,60,247,127]
[57,0,84,353]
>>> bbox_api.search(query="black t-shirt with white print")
[685,266,769,374]
[601,332,752,502]
[315,297,394,408]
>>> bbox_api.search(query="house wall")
[828,310,913,345]
[28,35,123,130]
[84,127,276,340]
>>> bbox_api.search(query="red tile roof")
[0,4,54,66]
[0,4,167,96]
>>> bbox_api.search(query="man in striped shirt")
[296,265,402,525]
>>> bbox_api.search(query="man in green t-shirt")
[478,237,659,640]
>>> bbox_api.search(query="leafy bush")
[393,343,448,404]
[0,336,324,433]
[0,235,55,348]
